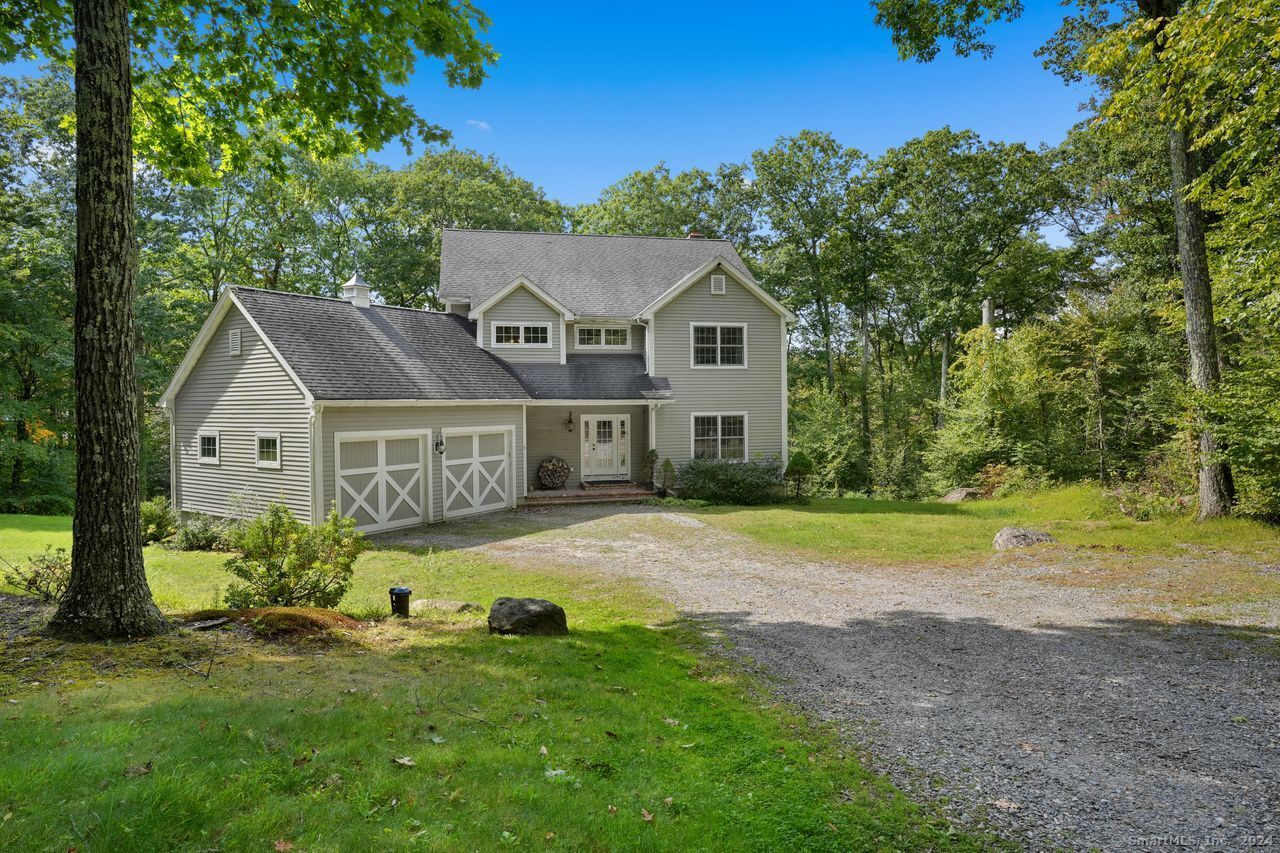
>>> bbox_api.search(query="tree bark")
[1138,0,1232,520]
[937,332,950,425]
[47,0,165,638]
[1167,125,1231,519]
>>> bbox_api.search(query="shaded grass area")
[701,485,1280,566]
[0,516,992,851]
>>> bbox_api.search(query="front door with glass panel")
[581,415,629,481]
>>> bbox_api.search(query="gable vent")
[229,329,242,356]
[710,274,726,295]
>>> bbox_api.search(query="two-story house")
[160,229,794,531]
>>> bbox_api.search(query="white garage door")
[335,431,428,532]
[442,428,513,519]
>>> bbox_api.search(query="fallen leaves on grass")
[123,761,152,778]
[274,842,294,852]
[641,808,654,823]
[607,805,617,816]
[393,756,416,767]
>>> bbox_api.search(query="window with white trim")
[576,326,629,348]
[692,414,746,460]
[691,324,746,367]
[228,328,242,356]
[492,323,551,347]
[197,431,220,464]
[256,432,281,469]
[710,274,726,295]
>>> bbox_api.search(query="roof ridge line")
[442,227,734,243]
[233,285,446,315]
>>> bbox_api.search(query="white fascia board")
[467,276,575,321]
[636,256,797,323]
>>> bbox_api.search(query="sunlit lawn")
[700,485,1280,566]
[0,513,991,852]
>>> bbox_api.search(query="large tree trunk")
[1138,0,1232,520]
[1167,125,1231,519]
[47,0,165,639]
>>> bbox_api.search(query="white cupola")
[342,270,370,308]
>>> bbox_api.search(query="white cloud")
[465,119,492,132]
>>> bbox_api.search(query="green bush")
[676,457,784,505]
[658,458,676,495]
[140,496,178,544]
[784,450,815,498]
[223,503,366,610]
[640,449,659,487]
[173,514,234,551]
[2,546,71,603]
[642,496,712,509]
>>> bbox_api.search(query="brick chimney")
[685,229,704,239]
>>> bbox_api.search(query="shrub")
[642,496,712,509]
[676,457,784,505]
[784,450,815,498]
[640,449,658,487]
[140,496,178,544]
[658,458,676,495]
[223,503,366,609]
[173,513,235,551]
[2,546,71,603]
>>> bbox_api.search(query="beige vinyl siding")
[174,305,313,522]
[567,322,646,355]
[482,287,561,363]
[525,405,649,490]
[320,404,525,523]
[650,267,785,470]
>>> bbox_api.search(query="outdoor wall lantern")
[433,435,446,455]
[565,412,575,433]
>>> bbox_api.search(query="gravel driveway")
[384,505,1280,851]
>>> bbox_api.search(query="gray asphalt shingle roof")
[232,287,530,401]
[439,229,754,318]
[505,355,673,400]
[232,287,670,402]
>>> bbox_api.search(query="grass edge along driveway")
[0,514,996,852]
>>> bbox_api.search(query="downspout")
[163,400,177,509]
[309,402,323,525]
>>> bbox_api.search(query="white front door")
[581,415,630,481]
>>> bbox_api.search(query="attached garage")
[441,427,515,519]
[334,431,430,532]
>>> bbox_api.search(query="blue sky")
[393,1,1093,205]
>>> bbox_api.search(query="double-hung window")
[692,414,747,461]
[492,323,551,347]
[576,326,629,349]
[691,324,746,367]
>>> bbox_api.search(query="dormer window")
[710,274,726,295]
[491,323,552,347]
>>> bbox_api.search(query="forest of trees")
[2,2,1277,526]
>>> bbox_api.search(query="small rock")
[993,526,1057,551]
[941,487,981,504]
[487,597,568,636]
[409,599,484,616]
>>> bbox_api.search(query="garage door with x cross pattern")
[335,433,426,532]
[442,428,512,519]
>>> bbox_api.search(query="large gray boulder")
[941,487,981,504]
[993,526,1057,551]
[488,597,568,636]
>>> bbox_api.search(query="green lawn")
[701,485,1280,565]
[0,514,989,852]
